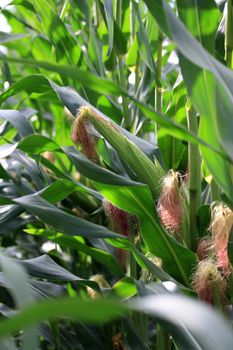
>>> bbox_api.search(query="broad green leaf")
[38,179,84,204]
[0,204,24,225]
[24,229,124,277]
[13,150,47,189]
[0,75,59,105]
[133,294,233,350]
[0,31,31,44]
[142,0,233,199]
[31,0,81,65]
[0,164,10,180]
[18,134,141,186]
[0,144,18,159]
[18,134,61,153]
[13,193,125,239]
[0,298,127,339]
[176,0,220,53]
[39,158,103,202]
[198,114,233,199]
[24,229,179,285]
[134,3,156,75]
[19,254,98,288]
[96,182,197,285]
[0,294,233,350]
[113,21,128,55]
[102,0,114,56]
[0,58,123,95]
[141,0,169,35]
[0,110,34,137]
[0,338,17,350]
[0,73,221,157]
[174,0,232,199]
[162,1,233,167]
[0,254,38,350]
[110,277,137,300]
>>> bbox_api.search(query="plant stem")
[225,0,233,68]
[117,55,131,127]
[116,0,131,128]
[130,0,136,44]
[156,324,171,350]
[94,0,100,26]
[187,105,201,251]
[154,29,169,339]
[211,179,221,202]
[50,321,61,350]
[155,30,163,113]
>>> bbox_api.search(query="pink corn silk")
[215,236,231,276]
[210,204,233,277]
[103,200,130,269]
[103,200,130,236]
[71,116,98,162]
[193,261,226,305]
[197,238,212,261]
[157,172,182,233]
[196,280,214,304]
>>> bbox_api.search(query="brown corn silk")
[103,199,130,268]
[71,107,98,162]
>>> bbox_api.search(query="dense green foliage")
[0,0,233,349]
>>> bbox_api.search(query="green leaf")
[0,338,17,350]
[0,253,38,350]
[0,73,220,158]
[13,193,125,239]
[143,0,233,199]
[163,0,233,165]
[134,3,156,75]
[176,0,220,54]
[0,110,34,137]
[0,143,18,159]
[0,298,127,339]
[19,254,98,288]
[103,0,114,56]
[0,294,233,350]
[96,182,197,285]
[141,0,169,35]
[83,108,165,198]
[106,237,180,284]
[0,31,31,44]
[18,134,140,186]
[38,179,82,204]
[133,294,233,350]
[31,0,81,64]
[0,75,59,105]
[24,229,124,277]
[0,58,123,95]
[110,277,137,300]
[113,20,128,55]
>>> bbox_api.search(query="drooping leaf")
[13,193,124,239]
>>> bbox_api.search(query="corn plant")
[0,0,233,349]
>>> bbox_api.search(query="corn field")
[0,0,233,349]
